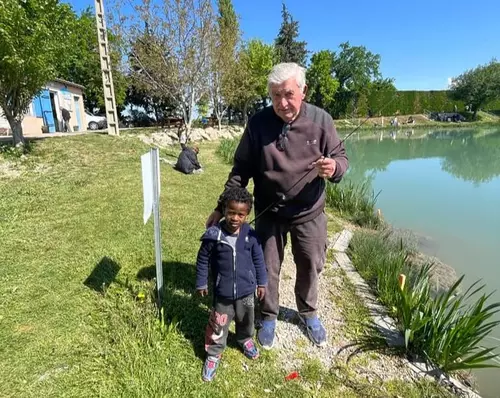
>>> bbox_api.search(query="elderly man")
[205,62,348,349]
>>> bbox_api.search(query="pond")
[342,127,500,397]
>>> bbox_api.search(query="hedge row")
[349,90,500,117]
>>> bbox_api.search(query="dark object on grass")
[84,256,120,293]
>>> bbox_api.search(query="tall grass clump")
[326,179,382,228]
[216,137,239,165]
[349,229,500,372]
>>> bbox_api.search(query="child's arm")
[251,239,268,287]
[195,240,213,295]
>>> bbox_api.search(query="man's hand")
[206,210,222,228]
[257,287,266,301]
[197,288,208,297]
[313,157,337,179]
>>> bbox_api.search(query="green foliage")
[124,84,176,125]
[331,42,382,118]
[196,95,210,118]
[450,60,500,117]
[216,137,239,164]
[349,230,500,372]
[58,8,127,113]
[210,0,241,125]
[0,0,73,144]
[325,179,381,228]
[274,3,308,66]
[306,50,340,111]
[233,39,275,123]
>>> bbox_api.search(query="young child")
[195,187,267,382]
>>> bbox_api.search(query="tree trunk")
[243,101,249,128]
[154,106,160,127]
[5,111,25,147]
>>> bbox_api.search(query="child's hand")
[197,288,208,297]
[257,287,265,301]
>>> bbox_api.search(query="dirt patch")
[0,160,22,178]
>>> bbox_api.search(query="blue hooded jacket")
[195,222,267,300]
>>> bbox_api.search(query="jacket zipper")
[220,241,237,300]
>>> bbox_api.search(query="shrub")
[326,180,382,228]
[349,229,500,372]
[216,137,239,165]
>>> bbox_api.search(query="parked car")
[85,111,107,130]
[429,112,466,123]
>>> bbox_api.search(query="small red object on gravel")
[285,371,300,381]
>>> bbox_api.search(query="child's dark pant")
[205,294,255,357]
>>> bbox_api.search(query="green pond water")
[343,127,500,397]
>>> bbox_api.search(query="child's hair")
[220,187,253,213]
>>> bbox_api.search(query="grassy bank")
[347,228,500,374]
[334,111,500,132]
[0,134,456,397]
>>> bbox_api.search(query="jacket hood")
[200,222,251,242]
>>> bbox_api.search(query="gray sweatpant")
[205,294,255,357]
[256,211,327,321]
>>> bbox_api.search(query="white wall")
[0,110,11,132]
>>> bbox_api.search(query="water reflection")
[345,128,500,185]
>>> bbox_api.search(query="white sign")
[141,151,153,224]
[141,148,164,310]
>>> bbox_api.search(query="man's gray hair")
[267,62,306,94]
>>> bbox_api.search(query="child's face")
[224,200,250,233]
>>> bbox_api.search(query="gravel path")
[263,236,417,384]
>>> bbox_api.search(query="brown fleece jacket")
[217,102,349,224]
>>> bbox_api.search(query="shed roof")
[52,78,86,90]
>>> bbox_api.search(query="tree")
[58,8,127,114]
[232,40,274,126]
[450,60,500,118]
[209,0,241,130]
[274,3,308,66]
[366,78,397,116]
[124,84,175,126]
[331,42,382,118]
[306,50,339,112]
[111,0,215,137]
[0,0,73,146]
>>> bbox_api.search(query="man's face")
[270,77,306,123]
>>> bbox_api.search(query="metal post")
[151,148,163,308]
[94,0,120,136]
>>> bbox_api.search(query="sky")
[69,0,499,90]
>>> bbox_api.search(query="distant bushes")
[347,90,500,118]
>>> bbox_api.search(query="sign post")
[141,148,163,310]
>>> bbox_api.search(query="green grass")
[216,137,239,165]
[0,135,454,397]
[325,179,382,228]
[348,229,500,373]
